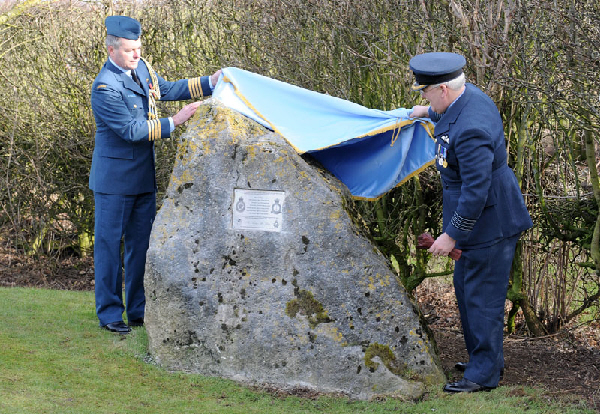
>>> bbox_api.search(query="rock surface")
[144,100,445,400]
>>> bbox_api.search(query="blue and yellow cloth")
[213,67,435,199]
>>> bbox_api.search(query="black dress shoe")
[454,362,504,380]
[455,361,468,371]
[444,378,494,393]
[102,321,131,334]
[128,318,144,327]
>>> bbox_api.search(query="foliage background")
[0,0,599,336]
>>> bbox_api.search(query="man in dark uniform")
[90,16,221,334]
[409,52,532,392]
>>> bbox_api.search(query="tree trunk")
[583,128,600,270]
[506,102,547,336]
[520,295,549,337]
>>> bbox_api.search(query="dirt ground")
[415,278,600,411]
[1,250,599,411]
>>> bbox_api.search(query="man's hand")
[172,101,202,127]
[210,69,222,88]
[428,232,456,257]
[409,105,430,118]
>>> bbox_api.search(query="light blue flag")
[213,67,435,199]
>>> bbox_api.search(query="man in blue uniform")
[409,52,532,392]
[90,16,221,334]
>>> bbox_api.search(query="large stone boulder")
[144,100,444,400]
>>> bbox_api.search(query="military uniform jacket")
[89,59,212,195]
[433,83,532,249]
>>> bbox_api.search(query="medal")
[437,144,448,168]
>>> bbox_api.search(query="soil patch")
[415,278,600,411]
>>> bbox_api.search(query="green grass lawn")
[0,287,594,414]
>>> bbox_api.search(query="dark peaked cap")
[105,16,142,40]
[409,52,466,91]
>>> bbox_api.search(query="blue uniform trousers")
[93,192,156,326]
[453,234,520,388]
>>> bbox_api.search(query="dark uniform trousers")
[94,192,155,326]
[453,233,520,387]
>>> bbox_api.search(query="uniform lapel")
[123,72,144,93]
[135,60,150,95]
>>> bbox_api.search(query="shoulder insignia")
[97,84,107,89]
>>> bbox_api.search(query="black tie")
[131,70,142,88]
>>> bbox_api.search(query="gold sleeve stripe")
[97,84,107,89]
[147,119,161,141]
[188,77,204,99]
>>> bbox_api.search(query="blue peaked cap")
[105,16,141,40]
[409,52,466,90]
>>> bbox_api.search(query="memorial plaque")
[232,189,285,232]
